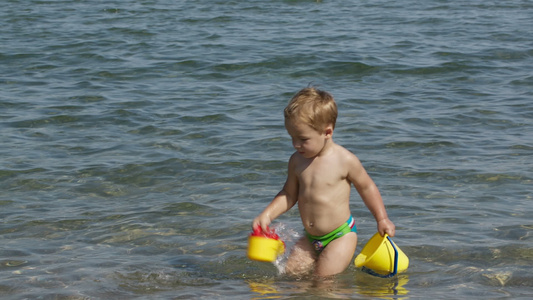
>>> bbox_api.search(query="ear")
[324,125,333,138]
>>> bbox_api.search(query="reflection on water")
[247,272,410,299]
[248,279,282,300]
[354,272,410,299]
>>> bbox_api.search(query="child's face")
[285,119,331,159]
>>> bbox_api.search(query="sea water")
[1,0,532,299]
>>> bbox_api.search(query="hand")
[377,218,395,237]
[252,214,272,232]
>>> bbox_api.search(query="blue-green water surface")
[1,0,532,299]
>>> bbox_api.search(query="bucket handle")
[361,236,398,278]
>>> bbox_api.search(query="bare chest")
[296,157,348,189]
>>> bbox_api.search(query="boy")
[252,87,395,277]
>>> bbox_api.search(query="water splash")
[270,223,301,275]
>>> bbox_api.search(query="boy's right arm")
[252,190,293,231]
[252,154,299,231]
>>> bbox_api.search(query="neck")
[316,138,334,157]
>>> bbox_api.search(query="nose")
[292,140,301,150]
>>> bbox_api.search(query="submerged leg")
[284,236,317,276]
[314,232,357,277]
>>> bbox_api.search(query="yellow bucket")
[247,236,285,262]
[354,233,408,277]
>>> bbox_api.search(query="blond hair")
[284,87,338,131]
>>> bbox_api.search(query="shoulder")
[287,151,303,169]
[337,146,372,185]
[288,151,300,163]
[332,144,365,176]
[333,144,360,163]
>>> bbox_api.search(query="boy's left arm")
[347,154,396,237]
